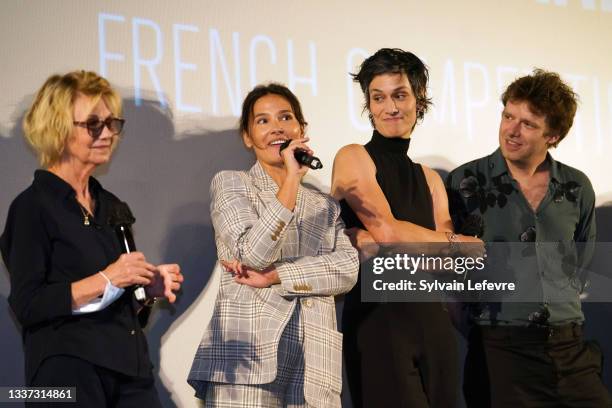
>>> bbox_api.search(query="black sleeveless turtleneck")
[340,130,435,231]
[340,132,458,408]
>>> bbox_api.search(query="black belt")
[476,323,583,341]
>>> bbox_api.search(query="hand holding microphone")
[279,138,323,170]
[106,201,184,307]
[107,201,148,301]
[101,252,156,289]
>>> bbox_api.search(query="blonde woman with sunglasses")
[0,71,183,408]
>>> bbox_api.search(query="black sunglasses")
[73,117,125,139]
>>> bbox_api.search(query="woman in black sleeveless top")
[332,48,482,408]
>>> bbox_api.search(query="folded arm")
[210,171,295,271]
[273,211,358,297]
[331,144,456,243]
[212,171,359,297]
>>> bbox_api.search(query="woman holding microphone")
[1,70,183,407]
[188,83,358,407]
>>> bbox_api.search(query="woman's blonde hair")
[23,70,122,168]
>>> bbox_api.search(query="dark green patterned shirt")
[446,148,596,326]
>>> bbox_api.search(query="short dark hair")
[502,69,578,147]
[239,83,307,136]
[351,48,431,123]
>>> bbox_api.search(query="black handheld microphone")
[279,139,323,170]
[108,201,147,302]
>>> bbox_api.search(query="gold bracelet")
[445,231,459,243]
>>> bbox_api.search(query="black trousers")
[343,303,459,408]
[464,324,612,408]
[27,355,162,408]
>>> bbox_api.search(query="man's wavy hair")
[502,69,578,147]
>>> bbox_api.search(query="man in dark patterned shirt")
[446,69,611,407]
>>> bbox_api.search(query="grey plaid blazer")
[188,162,359,407]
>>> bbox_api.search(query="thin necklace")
[78,203,93,226]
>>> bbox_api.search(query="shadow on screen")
[0,93,254,407]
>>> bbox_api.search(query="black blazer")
[0,170,151,384]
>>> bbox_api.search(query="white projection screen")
[1,1,612,406]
